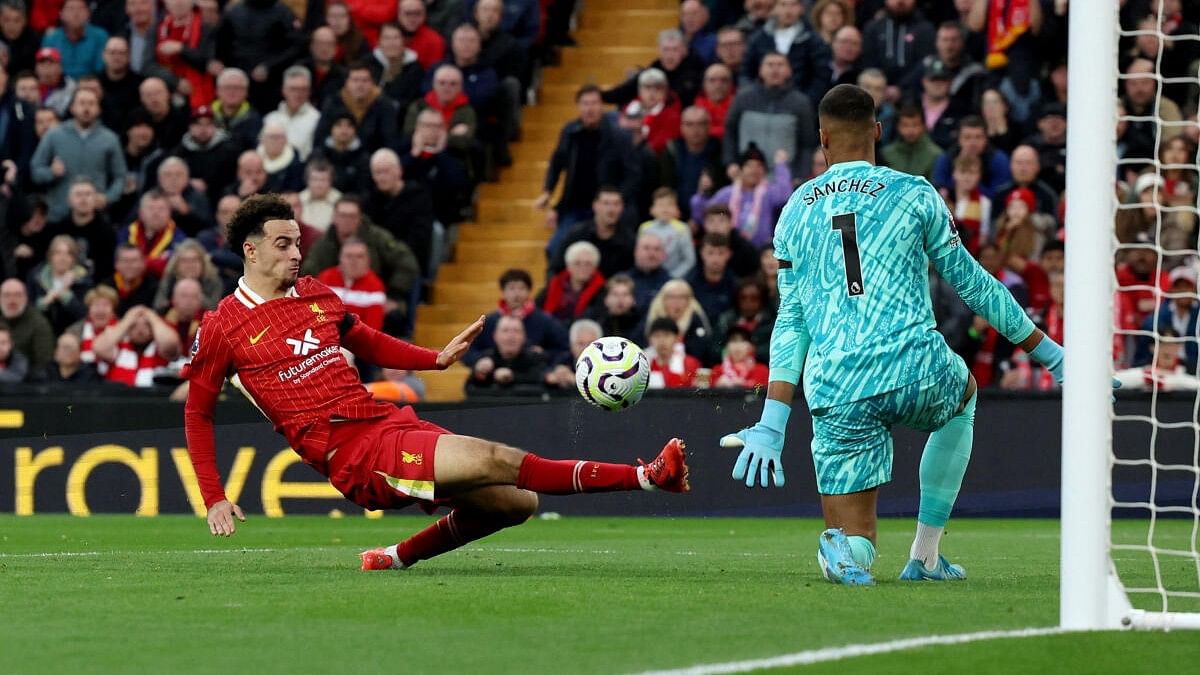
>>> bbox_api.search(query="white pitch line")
[635,627,1065,675]
[0,548,279,558]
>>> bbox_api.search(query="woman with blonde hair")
[644,279,715,364]
[29,234,94,335]
[810,0,853,45]
[153,239,224,312]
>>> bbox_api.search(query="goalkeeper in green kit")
[721,84,1108,585]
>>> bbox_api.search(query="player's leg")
[900,363,976,582]
[364,486,539,570]
[431,434,690,496]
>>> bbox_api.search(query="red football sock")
[395,509,513,567]
[515,454,642,495]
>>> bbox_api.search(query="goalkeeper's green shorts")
[810,351,970,495]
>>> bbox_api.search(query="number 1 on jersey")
[831,213,864,297]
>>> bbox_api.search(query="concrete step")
[561,46,658,71]
[420,303,495,325]
[457,222,547,241]
[475,198,539,223]
[579,9,677,30]
[418,362,469,402]
[538,83,616,105]
[454,239,545,263]
[431,281,494,304]
[478,179,547,199]
[576,28,668,48]
[437,261,546,283]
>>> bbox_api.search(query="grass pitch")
[0,515,1196,674]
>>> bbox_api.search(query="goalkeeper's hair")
[226,193,295,259]
[818,84,876,126]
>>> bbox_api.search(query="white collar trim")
[235,276,298,309]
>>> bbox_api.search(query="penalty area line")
[634,626,1065,675]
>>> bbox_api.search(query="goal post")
[1062,1,1200,631]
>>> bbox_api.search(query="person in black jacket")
[601,29,706,107]
[0,65,36,189]
[364,148,435,279]
[211,0,303,112]
[314,62,401,153]
[399,108,471,227]
[313,111,371,194]
[465,315,547,396]
[367,22,423,113]
[298,27,348,109]
[742,0,831,97]
[170,105,241,204]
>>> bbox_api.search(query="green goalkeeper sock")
[917,390,977,529]
[847,535,876,570]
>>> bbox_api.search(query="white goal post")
[1062,2,1200,631]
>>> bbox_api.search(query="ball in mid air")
[575,336,650,411]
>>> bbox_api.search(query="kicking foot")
[639,438,690,493]
[899,555,966,581]
[816,528,875,586]
[360,547,404,571]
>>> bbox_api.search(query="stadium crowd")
[0,0,1196,400]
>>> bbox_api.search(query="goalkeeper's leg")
[901,375,977,581]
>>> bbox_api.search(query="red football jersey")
[184,276,441,508]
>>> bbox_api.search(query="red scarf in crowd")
[985,0,1033,70]
[423,90,470,129]
[541,270,605,319]
[158,10,213,110]
[498,298,536,318]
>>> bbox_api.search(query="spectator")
[916,21,985,109]
[543,318,602,391]
[813,25,863,101]
[1134,266,1199,373]
[1116,242,1171,339]
[639,188,695,279]
[644,279,714,364]
[401,108,472,227]
[980,87,1020,155]
[711,325,768,388]
[343,0,396,47]
[0,278,54,377]
[316,61,401,152]
[1,1,39,76]
[464,268,568,368]
[14,69,41,107]
[211,68,262,151]
[1117,172,1198,262]
[11,196,52,282]
[966,0,1044,115]
[302,195,419,329]
[1160,136,1199,203]
[66,285,115,374]
[535,84,639,252]
[227,149,269,199]
[92,304,180,387]
[41,0,109,80]
[263,66,321,161]
[156,0,215,111]
[625,230,672,311]
[30,88,126,221]
[364,148,436,279]
[551,187,636,280]
[136,76,190,152]
[995,144,1059,220]
[316,237,387,331]
[621,68,681,155]
[930,260,975,362]
[880,103,941,181]
[33,105,60,142]
[199,194,242,290]
[810,0,853,46]
[723,52,815,178]
[299,27,347,109]
[46,331,99,383]
[211,0,302,112]
[403,63,475,157]
[156,156,213,237]
[466,314,546,395]
[326,1,369,65]
[645,316,699,389]
[862,0,935,93]
[694,145,793,249]
[584,273,644,342]
[151,238,221,312]
[1123,58,1183,153]
[661,106,726,222]
[694,64,735,141]
[365,367,426,403]
[119,0,158,76]
[743,0,831,98]
[918,58,967,149]
[0,65,36,182]
[857,67,896,146]
[734,0,774,36]
[368,22,423,112]
[473,0,528,95]
[119,190,184,278]
[949,154,992,255]
[116,111,164,214]
[1022,103,1067,194]
[931,115,1012,199]
[397,0,445,70]
[716,277,773,363]
[0,326,28,382]
[441,22,514,167]
[538,240,606,326]
[255,121,305,193]
[969,243,1028,386]
[47,177,116,279]
[28,233,92,334]
[677,0,715,64]
[687,231,737,329]
[298,159,341,233]
[714,26,747,80]
[97,37,143,132]
[603,28,705,108]
[161,275,203,349]
[995,188,1051,315]
[171,104,239,200]
[314,112,370,194]
[104,244,159,314]
[1115,328,1198,392]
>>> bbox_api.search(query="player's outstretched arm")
[339,313,484,370]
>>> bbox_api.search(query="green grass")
[0,516,1196,674]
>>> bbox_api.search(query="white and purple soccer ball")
[574,336,650,411]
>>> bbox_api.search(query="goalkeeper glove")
[720,399,789,488]
[1029,336,1122,393]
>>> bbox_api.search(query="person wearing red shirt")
[316,237,386,331]
[711,327,768,388]
[344,0,396,47]
[623,68,681,154]
[646,317,700,389]
[185,195,689,571]
[397,0,445,70]
[694,63,734,139]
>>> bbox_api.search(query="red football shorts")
[325,406,451,511]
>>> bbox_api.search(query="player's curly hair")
[226,194,295,259]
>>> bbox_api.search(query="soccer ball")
[575,336,650,411]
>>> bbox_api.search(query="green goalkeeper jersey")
[769,160,1036,409]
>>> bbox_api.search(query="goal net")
[1064,0,1200,630]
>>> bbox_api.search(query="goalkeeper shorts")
[810,353,970,495]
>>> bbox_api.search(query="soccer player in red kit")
[185,195,689,571]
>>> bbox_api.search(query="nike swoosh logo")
[249,327,270,345]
